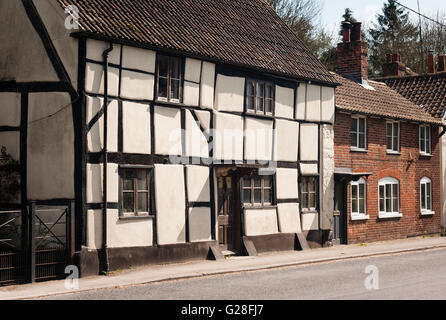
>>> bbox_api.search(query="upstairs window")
[419,125,432,155]
[242,174,274,207]
[301,176,318,211]
[247,80,274,115]
[386,121,400,153]
[120,168,152,217]
[157,55,182,103]
[378,177,400,218]
[351,116,366,150]
[420,177,433,214]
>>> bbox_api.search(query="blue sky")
[321,0,445,35]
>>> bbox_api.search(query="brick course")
[334,111,442,244]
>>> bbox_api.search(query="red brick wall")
[334,111,442,244]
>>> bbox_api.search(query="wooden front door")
[333,180,347,245]
[217,169,240,252]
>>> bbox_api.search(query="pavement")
[1,236,446,300]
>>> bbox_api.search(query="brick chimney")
[382,53,407,77]
[438,54,446,73]
[428,51,436,74]
[337,22,368,82]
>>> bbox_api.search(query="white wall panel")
[107,210,154,248]
[320,125,335,230]
[186,165,210,202]
[183,81,200,107]
[189,207,212,242]
[185,110,208,158]
[120,70,154,101]
[194,110,211,133]
[321,87,335,123]
[122,101,151,154]
[0,93,20,126]
[275,86,294,119]
[185,58,202,83]
[302,213,319,231]
[244,208,279,236]
[86,163,119,204]
[154,106,182,156]
[276,168,298,199]
[200,62,215,109]
[213,112,244,161]
[306,84,321,122]
[275,119,299,162]
[277,203,302,233]
[295,83,306,120]
[121,46,156,73]
[86,97,118,153]
[300,163,318,175]
[86,39,121,65]
[155,165,186,245]
[85,62,119,96]
[244,117,274,161]
[300,124,319,161]
[215,74,245,113]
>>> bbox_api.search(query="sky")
[320,0,445,35]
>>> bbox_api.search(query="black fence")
[0,202,75,286]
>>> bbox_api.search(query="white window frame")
[419,125,432,155]
[420,177,434,215]
[378,177,402,219]
[386,121,400,154]
[351,116,367,151]
[350,178,369,220]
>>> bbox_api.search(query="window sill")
[301,210,318,214]
[119,215,155,221]
[350,148,368,153]
[386,151,401,155]
[378,213,403,219]
[243,205,277,210]
[419,153,433,157]
[351,214,370,221]
[421,211,435,216]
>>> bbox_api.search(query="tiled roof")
[377,73,446,119]
[332,72,442,125]
[57,0,337,85]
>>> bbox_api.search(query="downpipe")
[102,43,114,273]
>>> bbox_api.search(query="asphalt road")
[40,248,446,300]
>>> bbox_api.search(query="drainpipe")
[102,43,114,273]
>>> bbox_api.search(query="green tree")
[368,0,420,76]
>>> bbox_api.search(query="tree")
[421,10,446,69]
[265,0,335,61]
[368,0,420,76]
[339,8,357,36]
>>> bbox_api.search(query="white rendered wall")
[276,168,299,200]
[244,208,279,236]
[86,96,118,153]
[27,92,75,200]
[320,125,335,230]
[120,70,154,101]
[300,124,319,161]
[321,87,335,124]
[154,165,186,245]
[186,165,210,202]
[122,101,151,154]
[189,207,212,242]
[85,62,120,96]
[275,86,295,119]
[295,83,306,120]
[86,163,119,204]
[274,119,299,162]
[302,213,319,231]
[154,106,182,156]
[200,62,215,109]
[244,117,274,161]
[184,81,200,107]
[185,110,209,158]
[121,46,156,73]
[215,74,245,113]
[213,112,244,161]
[277,203,302,233]
[306,84,321,122]
[185,58,202,83]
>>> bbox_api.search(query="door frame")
[333,179,348,245]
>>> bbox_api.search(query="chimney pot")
[351,22,362,41]
[392,54,400,62]
[428,51,436,74]
[438,54,446,73]
[342,21,351,43]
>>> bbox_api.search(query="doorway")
[333,180,347,245]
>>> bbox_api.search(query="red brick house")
[332,22,443,244]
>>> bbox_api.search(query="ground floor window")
[420,177,433,214]
[241,174,274,206]
[120,168,152,217]
[301,176,318,211]
[378,177,400,218]
[351,178,367,217]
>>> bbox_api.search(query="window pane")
[359,133,366,149]
[420,137,425,153]
[158,77,168,99]
[393,184,399,212]
[170,58,181,79]
[242,178,251,188]
[387,136,393,150]
[359,118,365,133]
[387,124,393,137]
[159,57,168,77]
[264,177,272,188]
[123,193,135,213]
[351,185,358,201]
[359,183,365,198]
[170,79,180,100]
[248,82,255,96]
[256,97,264,112]
[393,136,398,151]
[137,172,147,190]
[265,85,273,99]
[379,185,385,212]
[308,178,316,192]
[302,194,308,209]
[264,189,272,204]
[254,189,261,204]
[420,127,425,141]
[359,198,365,214]
[393,123,399,137]
[138,192,148,212]
[309,193,316,208]
[265,99,272,113]
[302,178,307,193]
[385,184,392,212]
[123,178,133,191]
[243,189,251,204]
[248,96,255,110]
[351,118,357,132]
[256,83,264,112]
[352,198,358,213]
[254,177,261,188]
[351,133,358,147]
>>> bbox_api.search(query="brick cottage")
[331,22,443,244]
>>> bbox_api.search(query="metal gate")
[0,202,74,286]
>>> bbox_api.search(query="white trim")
[386,121,400,153]
[378,212,403,219]
[378,177,400,217]
[419,125,432,155]
[420,176,433,213]
[351,178,367,216]
[351,115,367,151]
[351,214,370,221]
[421,211,435,216]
